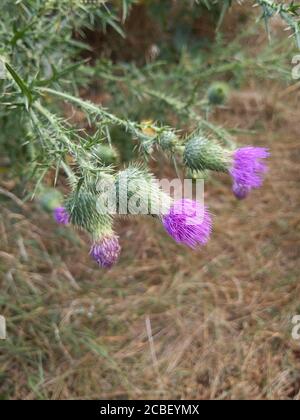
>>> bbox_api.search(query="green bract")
[207,82,230,105]
[92,144,119,166]
[184,136,230,173]
[66,188,113,240]
[39,189,63,212]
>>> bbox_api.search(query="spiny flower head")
[90,234,121,269]
[115,167,172,216]
[53,207,70,225]
[184,136,270,200]
[65,188,113,235]
[230,147,270,200]
[92,144,119,166]
[159,131,178,152]
[162,199,212,249]
[184,136,230,172]
[65,185,120,268]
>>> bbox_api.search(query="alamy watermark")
[0,316,6,340]
[0,58,6,79]
[95,176,206,224]
[292,55,300,80]
[292,315,300,341]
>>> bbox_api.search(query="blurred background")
[0,0,300,399]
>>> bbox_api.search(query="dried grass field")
[0,2,300,400]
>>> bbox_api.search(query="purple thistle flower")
[162,199,212,249]
[230,147,270,200]
[53,207,70,225]
[90,235,121,269]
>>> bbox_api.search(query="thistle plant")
[0,1,294,268]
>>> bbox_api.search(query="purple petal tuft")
[90,235,121,268]
[230,147,270,199]
[53,207,70,225]
[232,184,249,200]
[162,199,212,249]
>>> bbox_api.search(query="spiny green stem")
[39,87,154,138]
[30,106,76,183]
[39,86,234,149]
[37,87,236,181]
[33,102,106,181]
[38,86,182,157]
[256,0,300,47]
[144,88,235,149]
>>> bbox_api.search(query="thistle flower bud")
[66,187,120,268]
[229,147,270,199]
[115,168,212,249]
[90,233,121,269]
[65,189,113,236]
[39,189,63,212]
[162,199,212,249]
[187,169,210,181]
[53,207,70,225]
[207,82,230,105]
[184,136,230,172]
[115,167,172,216]
[159,131,178,152]
[92,144,119,166]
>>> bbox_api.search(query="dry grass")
[1,4,300,401]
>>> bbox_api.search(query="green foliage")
[256,1,300,47]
